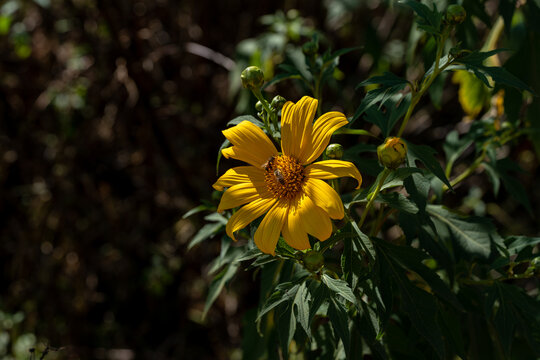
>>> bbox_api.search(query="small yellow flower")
[213,96,362,255]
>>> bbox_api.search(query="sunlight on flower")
[213,96,362,255]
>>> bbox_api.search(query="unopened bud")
[271,95,286,111]
[377,137,407,169]
[255,101,263,112]
[325,143,344,160]
[445,5,466,25]
[241,66,264,90]
[303,251,324,272]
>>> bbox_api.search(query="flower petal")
[226,197,277,241]
[217,182,270,212]
[254,199,289,255]
[303,112,348,164]
[305,160,362,189]
[297,194,333,241]
[282,196,311,250]
[222,121,278,167]
[303,178,344,219]
[213,166,265,191]
[281,96,318,162]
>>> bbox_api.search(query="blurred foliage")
[0,0,539,359]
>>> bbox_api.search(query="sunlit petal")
[217,182,271,212]
[305,160,362,189]
[226,198,277,241]
[222,121,278,167]
[281,96,318,162]
[303,178,344,219]
[303,112,348,164]
[254,199,289,255]
[213,166,265,191]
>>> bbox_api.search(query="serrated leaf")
[381,167,423,191]
[351,72,410,125]
[364,93,411,137]
[351,221,376,261]
[321,274,356,304]
[188,222,223,250]
[277,302,296,359]
[203,261,240,319]
[377,192,419,214]
[294,282,310,335]
[235,247,263,262]
[427,205,505,260]
[506,236,540,256]
[328,298,351,357]
[400,0,442,36]
[257,282,300,321]
[377,240,462,310]
[406,141,452,190]
[454,49,534,93]
[377,244,445,358]
[308,280,329,322]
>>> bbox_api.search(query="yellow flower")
[213,96,362,255]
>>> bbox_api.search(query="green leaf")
[182,204,209,219]
[377,240,462,310]
[257,282,300,321]
[442,130,474,172]
[277,302,296,359]
[308,280,329,323]
[484,158,533,215]
[294,282,311,335]
[506,236,540,256]
[427,205,505,260]
[235,247,263,262]
[188,222,223,250]
[400,0,442,36]
[406,141,452,190]
[321,274,356,304]
[203,261,240,319]
[377,192,419,214]
[494,283,517,357]
[351,72,410,125]
[380,167,423,191]
[328,298,351,357]
[342,229,364,290]
[364,93,411,137]
[216,138,230,175]
[454,49,534,93]
[351,221,376,262]
[227,114,265,128]
[377,244,445,358]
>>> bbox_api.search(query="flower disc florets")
[263,155,305,199]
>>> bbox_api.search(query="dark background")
[0,0,538,359]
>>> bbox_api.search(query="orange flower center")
[263,155,305,199]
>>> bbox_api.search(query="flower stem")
[252,88,278,138]
[358,168,391,229]
[396,27,451,137]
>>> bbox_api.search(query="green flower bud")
[303,251,324,272]
[270,95,287,111]
[377,137,407,169]
[302,41,318,56]
[445,5,466,25]
[255,101,263,112]
[325,143,344,160]
[241,66,264,90]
